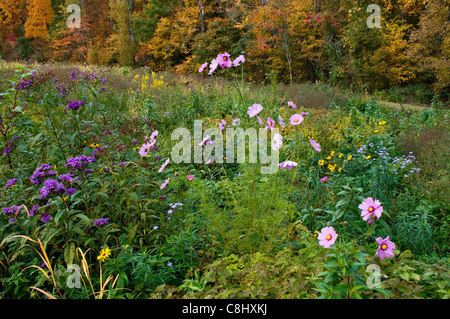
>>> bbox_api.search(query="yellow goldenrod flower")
[379,121,386,125]
[318,160,325,166]
[97,248,111,262]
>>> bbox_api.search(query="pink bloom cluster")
[199,52,246,75]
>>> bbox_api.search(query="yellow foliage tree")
[24,0,54,39]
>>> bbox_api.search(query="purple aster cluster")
[65,155,96,171]
[55,82,71,98]
[30,164,57,185]
[3,137,20,155]
[41,213,52,223]
[94,217,109,227]
[16,78,33,90]
[39,179,66,199]
[29,205,40,216]
[3,206,22,216]
[5,178,18,188]
[65,100,86,112]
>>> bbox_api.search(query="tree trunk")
[197,0,206,33]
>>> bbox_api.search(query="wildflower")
[90,143,100,148]
[30,164,56,185]
[318,160,325,166]
[97,248,111,262]
[289,114,304,125]
[39,179,66,199]
[365,155,372,160]
[153,225,159,230]
[208,59,219,75]
[94,218,109,227]
[347,155,352,160]
[338,153,343,158]
[359,197,383,222]
[278,116,285,128]
[267,117,275,130]
[375,236,395,260]
[288,101,297,109]
[158,158,170,173]
[199,135,211,146]
[232,118,241,126]
[378,121,386,125]
[59,174,74,183]
[187,175,194,181]
[167,262,173,267]
[320,176,328,183]
[41,213,52,224]
[160,177,170,190]
[198,62,208,73]
[247,104,263,118]
[310,139,321,152]
[257,116,264,126]
[373,130,380,133]
[64,187,76,196]
[279,161,297,170]
[29,205,39,216]
[219,120,227,130]
[272,133,283,150]
[139,141,154,158]
[318,226,338,248]
[217,52,232,68]
[65,100,85,111]
[328,164,336,172]
[5,178,18,188]
[232,54,245,67]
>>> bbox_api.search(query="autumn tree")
[24,0,54,39]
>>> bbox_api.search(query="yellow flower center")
[369,207,374,212]
[223,56,228,61]
[295,119,298,122]
[381,244,387,250]
[326,234,332,240]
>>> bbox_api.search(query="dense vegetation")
[0,59,448,299]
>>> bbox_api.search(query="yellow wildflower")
[347,155,352,160]
[339,153,343,158]
[365,155,372,160]
[328,164,336,172]
[374,130,380,133]
[318,160,325,166]
[97,248,111,262]
[379,121,386,125]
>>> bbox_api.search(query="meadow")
[0,58,449,299]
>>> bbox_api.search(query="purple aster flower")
[94,217,109,227]
[66,188,76,195]
[41,213,52,223]
[5,178,18,188]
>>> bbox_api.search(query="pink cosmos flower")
[187,175,194,181]
[257,116,264,125]
[375,236,395,260]
[288,101,297,108]
[219,120,226,130]
[359,197,383,222]
[280,161,297,170]
[232,54,245,67]
[301,112,309,116]
[209,59,219,75]
[205,159,212,165]
[272,133,283,150]
[320,176,328,183]
[199,135,211,146]
[318,226,338,248]
[233,57,244,67]
[247,104,263,118]
[217,52,232,68]
[160,177,170,189]
[232,118,240,126]
[310,139,321,152]
[289,114,304,125]
[139,142,153,157]
[158,158,170,173]
[267,117,275,130]
[199,62,208,73]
